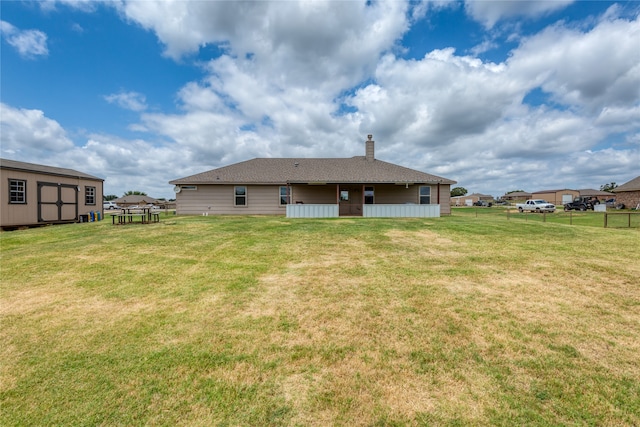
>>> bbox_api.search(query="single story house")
[501,191,532,202]
[169,136,456,218]
[114,195,161,208]
[532,189,579,205]
[1,158,103,229]
[451,193,493,206]
[612,176,640,209]
[578,189,615,200]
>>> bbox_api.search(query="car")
[516,199,556,213]
[605,198,616,207]
[103,201,119,210]
[563,196,599,211]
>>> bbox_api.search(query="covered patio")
[284,182,444,218]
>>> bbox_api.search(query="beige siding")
[1,168,103,227]
[176,185,287,215]
[438,184,452,215]
[290,185,337,204]
[534,190,578,205]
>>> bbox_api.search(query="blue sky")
[1,1,639,199]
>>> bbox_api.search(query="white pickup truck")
[516,199,556,213]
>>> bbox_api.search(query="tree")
[450,187,468,197]
[123,190,147,196]
[506,190,525,194]
[103,194,118,201]
[600,182,617,192]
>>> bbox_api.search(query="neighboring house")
[1,158,103,229]
[612,176,640,209]
[451,193,493,206]
[532,189,579,205]
[501,191,532,202]
[578,189,615,200]
[114,195,161,207]
[169,136,456,218]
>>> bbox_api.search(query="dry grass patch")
[1,216,639,425]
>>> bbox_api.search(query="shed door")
[339,185,363,216]
[38,182,78,222]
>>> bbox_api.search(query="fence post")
[604,212,608,228]
[629,213,631,228]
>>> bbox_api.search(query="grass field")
[1,213,639,426]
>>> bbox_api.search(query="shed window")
[419,186,431,205]
[279,186,289,205]
[85,186,96,205]
[9,179,26,204]
[364,186,374,204]
[235,186,247,206]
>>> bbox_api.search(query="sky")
[1,0,639,200]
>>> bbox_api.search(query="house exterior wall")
[533,190,578,205]
[1,168,103,227]
[176,185,286,215]
[290,185,336,204]
[615,190,640,209]
[175,183,452,216]
[451,195,478,206]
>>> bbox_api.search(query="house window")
[235,186,247,206]
[182,185,197,191]
[85,186,96,205]
[364,186,374,204]
[9,179,26,204]
[279,186,289,205]
[419,186,431,204]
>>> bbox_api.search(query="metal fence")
[456,207,640,228]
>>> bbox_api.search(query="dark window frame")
[85,186,96,205]
[279,186,290,206]
[234,186,247,207]
[364,186,375,205]
[9,179,27,204]
[419,186,431,205]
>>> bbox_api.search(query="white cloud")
[465,0,575,29]
[508,13,640,112]
[0,103,74,156]
[118,0,408,92]
[5,1,639,199]
[0,20,48,58]
[104,91,148,112]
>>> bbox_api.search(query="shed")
[1,158,103,229]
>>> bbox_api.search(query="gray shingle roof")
[578,189,615,197]
[0,158,103,181]
[114,195,160,204]
[613,176,640,192]
[170,157,456,185]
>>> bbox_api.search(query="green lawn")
[2,214,639,426]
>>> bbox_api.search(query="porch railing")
[363,204,440,218]
[286,204,339,218]
[286,204,440,218]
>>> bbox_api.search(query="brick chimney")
[365,134,374,161]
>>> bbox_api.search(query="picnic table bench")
[111,208,160,225]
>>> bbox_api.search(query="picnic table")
[111,207,160,225]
